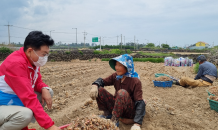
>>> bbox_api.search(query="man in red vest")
[0,31,60,130]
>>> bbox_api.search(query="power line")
[12,25,38,31]
[55,40,76,43]
[52,32,76,34]
[86,32,117,39]
[10,36,25,39]
[86,33,100,36]
[104,36,117,38]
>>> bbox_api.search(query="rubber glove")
[89,85,98,100]
[130,124,141,130]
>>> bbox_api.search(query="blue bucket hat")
[109,54,139,80]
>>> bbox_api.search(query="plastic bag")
[164,57,173,66]
[184,57,189,66]
[179,57,185,67]
[188,59,193,67]
[174,58,180,67]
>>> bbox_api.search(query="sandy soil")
[23,60,218,130]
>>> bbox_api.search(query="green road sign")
[92,37,98,42]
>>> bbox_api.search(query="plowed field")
[25,60,218,130]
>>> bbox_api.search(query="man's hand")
[89,85,98,100]
[47,125,60,130]
[130,124,141,130]
[42,88,52,109]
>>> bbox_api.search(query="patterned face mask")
[109,54,139,80]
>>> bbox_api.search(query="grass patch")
[94,49,131,55]
[133,58,164,63]
[139,52,175,57]
[194,63,200,74]
[102,58,164,63]
[101,58,111,61]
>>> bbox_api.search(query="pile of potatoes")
[65,114,119,130]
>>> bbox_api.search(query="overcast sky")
[0,0,218,47]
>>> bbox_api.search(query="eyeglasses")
[33,50,50,58]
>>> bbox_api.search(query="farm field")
[14,60,218,130]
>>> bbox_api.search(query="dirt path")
[25,61,218,130]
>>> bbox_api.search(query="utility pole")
[82,31,87,48]
[136,39,139,50]
[103,37,104,49]
[121,34,122,49]
[72,28,77,44]
[99,37,101,51]
[4,22,13,44]
[117,36,119,46]
[124,36,125,49]
[50,30,55,37]
[134,36,136,50]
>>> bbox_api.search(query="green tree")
[145,43,155,48]
[161,44,170,48]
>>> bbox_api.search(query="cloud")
[0,0,29,24]
[0,0,218,46]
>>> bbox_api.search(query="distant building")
[188,41,209,50]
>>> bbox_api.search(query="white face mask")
[31,50,48,67]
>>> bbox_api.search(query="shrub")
[94,49,125,55]
[126,49,132,54]
[65,51,70,54]
[0,47,13,54]
[110,49,125,54]
[102,50,110,54]
[94,50,101,54]
[79,51,83,55]
[194,63,199,74]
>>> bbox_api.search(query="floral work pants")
[96,87,135,119]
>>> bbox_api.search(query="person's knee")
[18,108,33,125]
[117,89,128,98]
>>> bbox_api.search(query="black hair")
[24,31,54,51]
